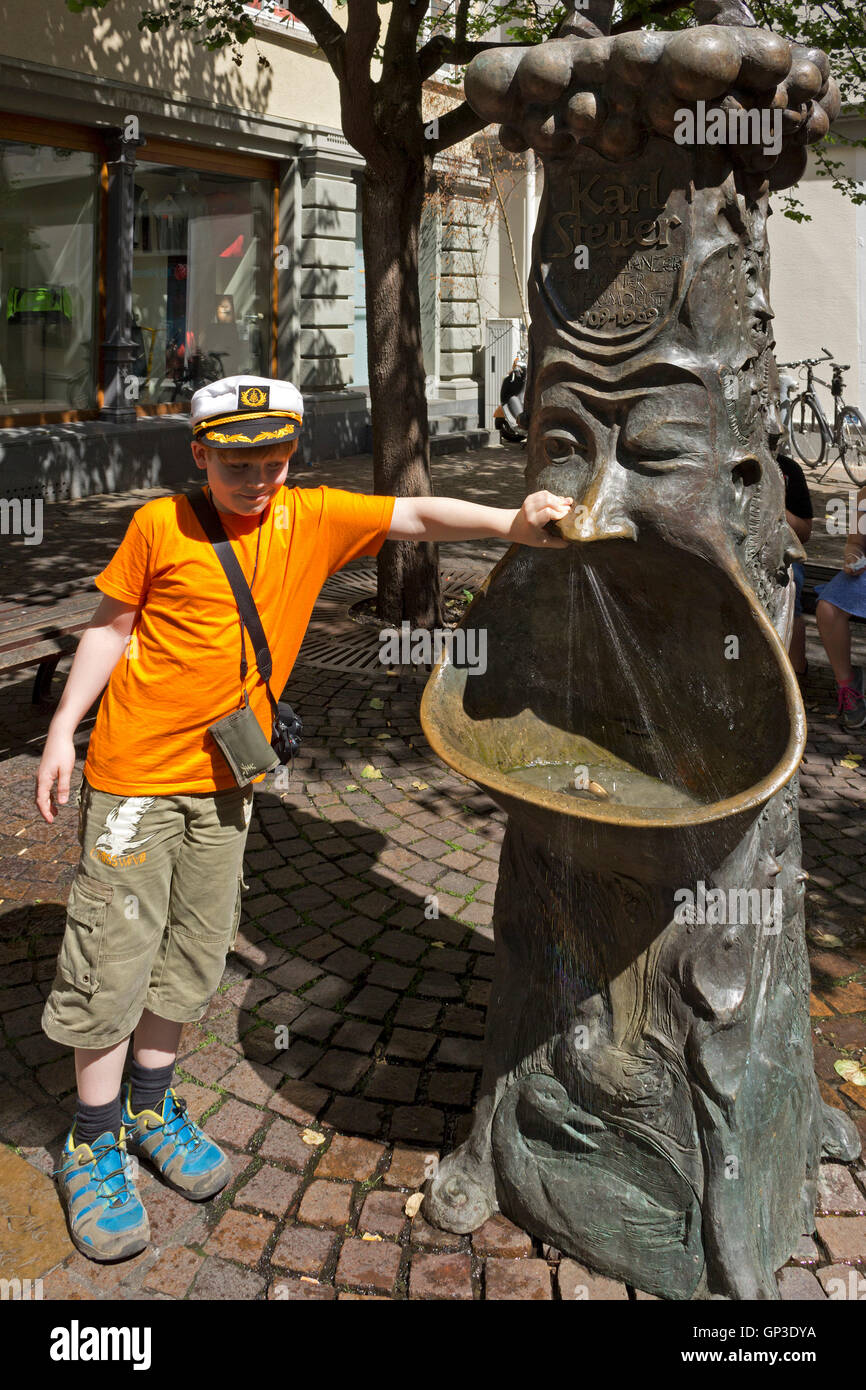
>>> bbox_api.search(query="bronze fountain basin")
[421,535,806,886]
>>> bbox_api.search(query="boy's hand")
[510,491,574,548]
[36,729,77,825]
[843,543,866,575]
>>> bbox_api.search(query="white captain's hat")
[190,376,304,448]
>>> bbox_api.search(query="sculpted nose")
[557,468,638,544]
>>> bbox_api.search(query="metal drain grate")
[297,563,490,675]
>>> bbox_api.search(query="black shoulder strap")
[188,487,273,685]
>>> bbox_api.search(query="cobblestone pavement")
[1,445,865,1301]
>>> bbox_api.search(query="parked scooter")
[494,348,528,445]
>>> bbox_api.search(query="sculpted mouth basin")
[420,537,805,878]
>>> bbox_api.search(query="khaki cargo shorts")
[42,777,254,1050]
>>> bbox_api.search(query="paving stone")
[268,1276,338,1300]
[236,1164,303,1216]
[335,1236,402,1293]
[271,1224,338,1276]
[298,1180,354,1229]
[410,1252,473,1300]
[558,1258,629,1300]
[272,1039,324,1079]
[472,1213,533,1258]
[302,976,354,1008]
[204,1098,268,1149]
[364,1064,420,1103]
[325,947,373,980]
[316,1134,386,1181]
[816,1263,866,1298]
[367,961,417,991]
[428,1071,475,1106]
[815,1216,866,1262]
[777,1266,827,1300]
[190,1257,267,1301]
[291,1006,342,1042]
[258,1118,317,1170]
[268,1079,329,1125]
[331,1020,382,1053]
[0,1146,74,1279]
[221,1060,284,1107]
[307,1049,372,1093]
[376,930,427,963]
[359,1188,407,1237]
[436,1037,484,1068]
[142,1247,203,1299]
[267,958,323,992]
[345,986,397,1020]
[385,1028,437,1061]
[390,1106,444,1145]
[817,1163,866,1214]
[206,1209,276,1265]
[486,1258,552,1300]
[324,1097,385,1137]
[385,1146,436,1190]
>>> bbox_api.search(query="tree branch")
[612,0,691,32]
[418,37,518,81]
[427,99,489,153]
[279,0,347,77]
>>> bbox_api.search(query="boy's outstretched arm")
[36,595,139,824]
[388,491,574,548]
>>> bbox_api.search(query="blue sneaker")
[122,1084,232,1200]
[55,1126,150,1262]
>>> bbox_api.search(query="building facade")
[0,7,862,501]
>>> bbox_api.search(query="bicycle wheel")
[840,409,866,486]
[789,393,826,467]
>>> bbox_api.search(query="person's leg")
[129,1010,183,1112]
[816,599,855,685]
[123,783,254,1199]
[74,1038,130,1145]
[790,615,807,676]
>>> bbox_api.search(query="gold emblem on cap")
[240,385,267,408]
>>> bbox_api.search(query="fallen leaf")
[834,1059,866,1085]
[386,669,399,676]
[361,765,383,780]
[369,697,384,709]
[344,737,357,745]
[430,940,445,949]
[404,1192,424,1218]
[411,780,428,791]
[376,732,391,740]
[811,931,844,949]
[301,1128,326,1147]
[840,757,861,769]
[299,1276,320,1285]
[345,784,359,792]
[462,589,474,602]
[361,1232,383,1242]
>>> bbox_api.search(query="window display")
[0,143,97,414]
[131,164,273,403]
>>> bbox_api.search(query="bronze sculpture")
[420,2,860,1298]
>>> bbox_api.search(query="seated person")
[777,447,813,679]
[815,484,866,731]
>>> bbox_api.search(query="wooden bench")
[0,593,99,702]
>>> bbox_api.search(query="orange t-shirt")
[84,483,395,795]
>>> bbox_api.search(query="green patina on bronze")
[420,1,859,1299]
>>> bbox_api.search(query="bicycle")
[777,347,866,485]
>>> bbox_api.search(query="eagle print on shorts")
[90,797,157,868]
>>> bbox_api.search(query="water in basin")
[504,740,705,811]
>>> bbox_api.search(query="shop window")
[132,164,273,403]
[0,142,98,414]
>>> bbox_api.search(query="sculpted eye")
[544,430,586,463]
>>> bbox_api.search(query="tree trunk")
[362,160,443,630]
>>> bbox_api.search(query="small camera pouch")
[208,700,280,785]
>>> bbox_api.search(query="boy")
[35,375,573,1262]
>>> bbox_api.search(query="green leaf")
[361,765,383,780]
[345,784,359,792]
[369,697,384,709]
[834,1059,866,1086]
